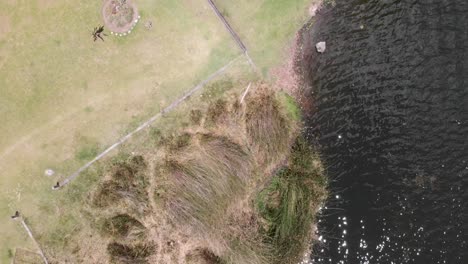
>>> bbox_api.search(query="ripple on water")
[298,0,468,263]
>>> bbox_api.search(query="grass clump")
[107,242,155,264]
[278,92,302,121]
[206,99,228,125]
[190,109,204,125]
[164,134,251,230]
[85,83,326,264]
[92,155,149,213]
[256,138,327,264]
[101,214,146,240]
[185,248,224,264]
[245,85,291,163]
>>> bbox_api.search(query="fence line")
[206,0,246,52]
[240,82,252,103]
[206,0,257,70]
[54,55,242,189]
[18,217,49,264]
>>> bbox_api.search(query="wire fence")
[54,55,243,189]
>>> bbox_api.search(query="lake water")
[298,0,468,263]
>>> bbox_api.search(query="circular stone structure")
[102,0,140,34]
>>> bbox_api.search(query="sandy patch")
[37,0,59,10]
[0,15,11,40]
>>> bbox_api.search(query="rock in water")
[316,41,326,53]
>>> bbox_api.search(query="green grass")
[278,92,302,121]
[256,138,327,264]
[214,0,314,73]
[75,143,100,162]
[0,0,240,261]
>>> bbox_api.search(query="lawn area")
[213,0,314,74]
[0,0,317,262]
[0,0,239,262]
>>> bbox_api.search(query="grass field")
[0,0,318,262]
[214,0,313,74]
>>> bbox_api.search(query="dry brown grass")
[92,155,150,214]
[101,214,147,241]
[83,83,325,264]
[12,248,43,264]
[107,241,156,264]
[164,133,251,231]
[245,84,292,165]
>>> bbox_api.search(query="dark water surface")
[298,0,468,263]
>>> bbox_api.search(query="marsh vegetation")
[82,82,326,263]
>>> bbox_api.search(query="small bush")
[186,248,224,264]
[92,156,149,212]
[167,133,192,151]
[245,86,290,163]
[101,214,146,240]
[107,242,155,264]
[206,99,228,125]
[149,127,163,145]
[165,134,251,231]
[255,138,326,264]
[190,109,203,125]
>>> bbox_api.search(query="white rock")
[309,3,321,17]
[316,41,326,53]
[45,169,55,176]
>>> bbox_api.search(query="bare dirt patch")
[37,0,59,10]
[0,15,11,40]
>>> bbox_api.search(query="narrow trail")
[55,56,242,189]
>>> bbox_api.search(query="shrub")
[101,214,146,240]
[107,242,155,264]
[255,138,326,264]
[164,134,251,231]
[206,99,228,125]
[245,86,290,163]
[190,109,203,125]
[92,156,149,213]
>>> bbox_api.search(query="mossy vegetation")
[81,82,327,263]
